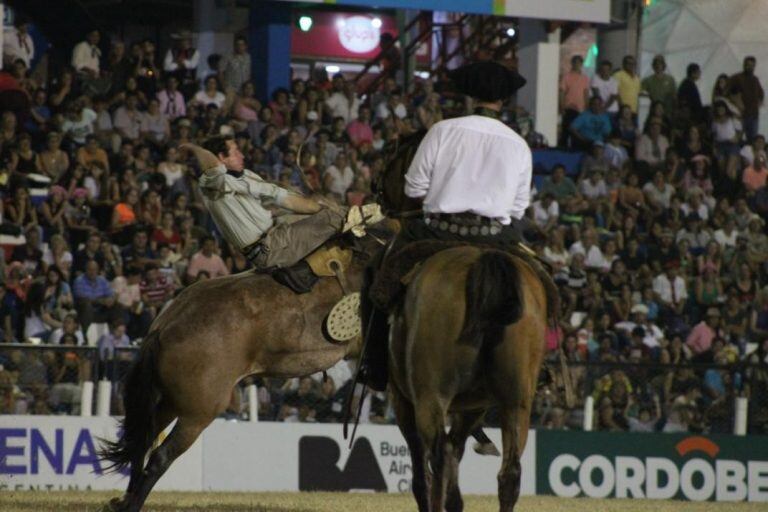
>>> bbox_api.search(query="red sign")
[291,11,398,61]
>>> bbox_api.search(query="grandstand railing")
[1,343,766,436]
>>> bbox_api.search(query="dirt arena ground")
[0,492,763,512]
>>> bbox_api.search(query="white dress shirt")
[404,115,532,224]
[3,28,34,67]
[652,274,688,304]
[163,48,200,73]
[325,92,360,124]
[71,41,101,73]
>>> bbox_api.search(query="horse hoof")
[473,441,501,457]
[100,497,125,512]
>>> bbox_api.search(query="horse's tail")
[99,331,162,473]
[460,251,523,348]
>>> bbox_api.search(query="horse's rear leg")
[120,416,209,512]
[445,410,485,512]
[497,407,524,512]
[125,400,176,496]
[391,387,429,512]
[414,403,449,512]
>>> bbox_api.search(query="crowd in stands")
[0,18,766,434]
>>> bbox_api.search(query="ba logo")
[298,436,387,492]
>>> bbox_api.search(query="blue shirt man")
[570,96,612,147]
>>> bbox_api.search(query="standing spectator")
[728,56,764,142]
[164,30,200,100]
[186,236,229,281]
[156,76,186,121]
[677,63,704,125]
[641,55,677,116]
[326,81,360,125]
[71,29,102,79]
[3,16,34,68]
[614,55,641,116]
[73,259,118,332]
[559,55,590,147]
[222,36,251,93]
[653,261,688,320]
[591,60,620,117]
[569,96,612,150]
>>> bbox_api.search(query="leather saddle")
[269,243,354,294]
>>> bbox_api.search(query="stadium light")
[506,27,516,38]
[326,65,341,74]
[298,15,313,32]
[371,17,382,29]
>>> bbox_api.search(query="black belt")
[424,212,504,236]
[242,238,266,262]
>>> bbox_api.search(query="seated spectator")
[323,152,354,201]
[23,281,61,341]
[12,227,44,276]
[687,308,722,359]
[49,313,85,345]
[346,106,373,147]
[77,134,110,172]
[158,146,185,187]
[6,187,38,229]
[10,133,41,176]
[742,153,768,194]
[186,236,229,282]
[635,118,669,171]
[652,261,687,320]
[569,96,611,150]
[121,228,158,273]
[532,193,559,233]
[110,188,140,244]
[113,92,143,143]
[682,155,714,194]
[741,133,766,167]
[43,264,74,321]
[643,170,675,214]
[604,131,628,170]
[49,333,85,414]
[73,259,118,332]
[38,131,71,181]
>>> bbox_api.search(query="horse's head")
[373,130,426,217]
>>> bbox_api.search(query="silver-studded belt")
[424,213,503,236]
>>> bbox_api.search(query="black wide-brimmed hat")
[449,61,526,101]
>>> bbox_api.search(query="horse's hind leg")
[445,410,485,512]
[391,386,430,512]
[414,401,450,512]
[124,399,176,496]
[120,416,209,512]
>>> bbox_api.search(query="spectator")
[3,17,34,68]
[728,56,764,142]
[222,36,251,93]
[741,133,766,167]
[49,313,85,346]
[186,235,229,281]
[326,80,360,125]
[193,75,226,109]
[163,30,200,99]
[346,106,374,147]
[677,63,704,124]
[641,55,677,116]
[71,29,101,78]
[591,60,619,117]
[156,76,186,120]
[139,263,175,318]
[559,55,590,147]
[113,92,143,142]
[569,96,612,150]
[653,261,688,320]
[73,259,118,332]
[614,55,641,116]
[742,153,768,194]
[635,118,669,171]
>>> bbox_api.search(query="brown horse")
[388,245,549,512]
[98,238,378,512]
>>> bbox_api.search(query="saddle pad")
[326,292,362,342]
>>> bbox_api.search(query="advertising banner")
[201,422,535,495]
[536,430,768,502]
[0,416,202,492]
